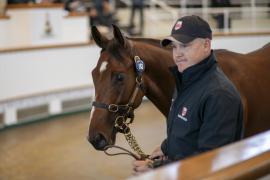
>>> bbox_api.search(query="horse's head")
[88,25,145,150]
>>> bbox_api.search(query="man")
[211,0,232,30]
[128,0,144,35]
[132,15,244,175]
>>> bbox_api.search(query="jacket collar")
[169,50,217,91]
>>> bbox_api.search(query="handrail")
[180,6,270,14]
[1,32,270,54]
[64,12,89,18]
[149,0,178,20]
[202,152,270,179]
[159,0,270,6]
[0,15,10,19]
[138,0,270,33]
[0,84,92,104]
[178,6,270,33]
[0,42,92,54]
[129,130,270,180]
[7,3,63,9]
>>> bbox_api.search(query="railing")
[0,42,99,129]
[116,0,270,34]
[0,86,93,128]
[178,6,270,33]
[159,0,270,7]
[128,130,270,180]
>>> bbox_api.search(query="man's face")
[170,38,211,72]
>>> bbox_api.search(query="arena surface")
[0,101,165,180]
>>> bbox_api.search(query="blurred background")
[0,0,270,180]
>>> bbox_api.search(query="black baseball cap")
[161,15,212,47]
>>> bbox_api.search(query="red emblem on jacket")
[181,107,188,117]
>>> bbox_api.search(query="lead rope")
[104,145,140,160]
[104,129,154,168]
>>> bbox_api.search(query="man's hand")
[132,159,153,176]
[150,146,165,160]
[132,146,166,176]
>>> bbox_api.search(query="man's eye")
[180,43,189,48]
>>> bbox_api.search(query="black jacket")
[161,51,244,162]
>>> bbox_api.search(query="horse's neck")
[247,43,270,57]
[134,41,175,117]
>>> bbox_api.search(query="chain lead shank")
[124,129,149,160]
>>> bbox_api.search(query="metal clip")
[108,104,118,112]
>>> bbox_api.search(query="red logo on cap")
[174,21,182,30]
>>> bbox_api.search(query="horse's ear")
[91,26,108,49]
[112,24,126,47]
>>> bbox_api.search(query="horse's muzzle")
[87,133,108,150]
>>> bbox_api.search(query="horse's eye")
[115,73,124,82]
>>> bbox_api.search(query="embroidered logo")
[174,21,182,30]
[181,107,187,116]
[178,106,188,121]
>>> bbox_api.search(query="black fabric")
[92,101,109,109]
[171,15,212,39]
[161,15,212,46]
[161,51,244,162]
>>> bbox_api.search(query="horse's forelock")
[101,38,132,61]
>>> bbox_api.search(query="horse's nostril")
[88,133,108,150]
[95,134,102,142]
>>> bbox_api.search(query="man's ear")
[204,38,211,51]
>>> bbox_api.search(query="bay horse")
[88,25,270,151]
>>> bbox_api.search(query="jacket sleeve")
[196,89,243,153]
[161,138,168,156]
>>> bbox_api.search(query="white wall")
[0,8,89,48]
[212,35,270,53]
[0,35,269,102]
[0,45,100,101]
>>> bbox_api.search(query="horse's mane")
[105,37,169,60]
[127,37,270,57]
[127,37,163,48]
[262,42,270,49]
[262,42,270,48]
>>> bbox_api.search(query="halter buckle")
[108,104,119,112]
[136,77,142,84]
[125,117,133,125]
[115,116,125,128]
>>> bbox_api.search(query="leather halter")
[91,56,145,134]
[92,55,156,163]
